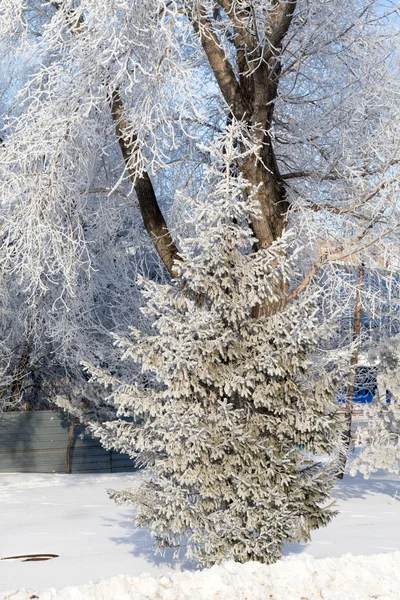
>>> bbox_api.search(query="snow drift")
[3,551,400,600]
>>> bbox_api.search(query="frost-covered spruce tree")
[90,124,341,566]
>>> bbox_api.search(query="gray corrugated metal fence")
[0,411,136,474]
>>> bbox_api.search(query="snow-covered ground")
[1,467,400,599]
[3,553,400,600]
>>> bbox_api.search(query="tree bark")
[110,91,180,277]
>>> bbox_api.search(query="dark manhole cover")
[1,553,59,562]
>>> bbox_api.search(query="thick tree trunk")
[242,156,288,249]
[337,264,365,479]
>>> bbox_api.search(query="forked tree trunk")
[185,2,294,317]
[337,264,365,479]
[55,1,295,290]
